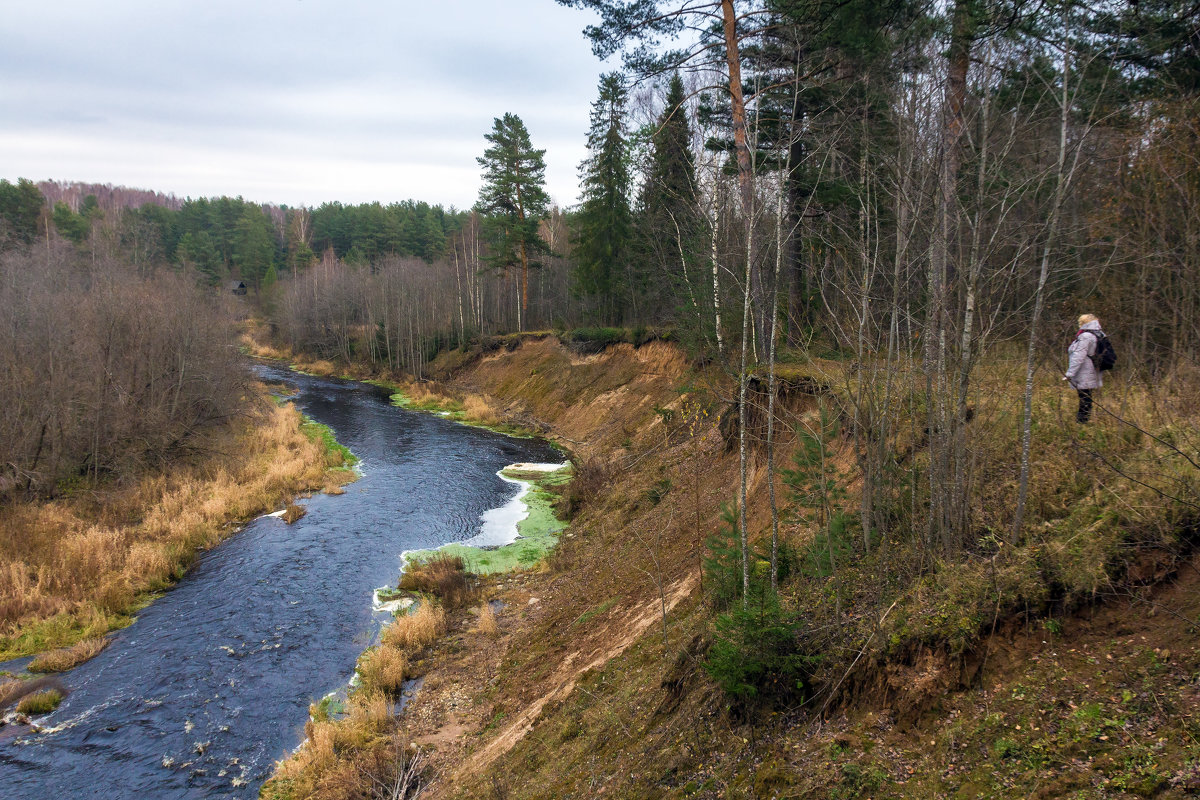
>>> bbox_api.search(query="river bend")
[0,364,558,799]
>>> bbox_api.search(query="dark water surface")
[0,364,558,799]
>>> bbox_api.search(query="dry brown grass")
[267,691,395,799]
[0,678,25,709]
[462,394,502,426]
[240,335,293,361]
[359,645,407,694]
[0,398,353,659]
[282,504,307,524]
[28,637,109,673]
[382,603,446,651]
[399,554,476,609]
[402,381,441,405]
[475,602,499,636]
[292,358,338,377]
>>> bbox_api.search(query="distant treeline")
[0,179,468,291]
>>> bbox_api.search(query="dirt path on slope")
[449,574,697,776]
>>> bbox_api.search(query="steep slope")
[262,334,1200,799]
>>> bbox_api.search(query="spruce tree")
[0,178,44,248]
[574,72,634,323]
[636,73,700,323]
[476,113,550,329]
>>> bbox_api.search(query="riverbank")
[246,331,1200,799]
[259,383,574,799]
[0,394,357,666]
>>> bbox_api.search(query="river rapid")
[0,364,559,799]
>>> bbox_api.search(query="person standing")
[1064,314,1104,423]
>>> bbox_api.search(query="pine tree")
[574,72,634,323]
[476,113,551,329]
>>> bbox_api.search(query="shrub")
[399,554,475,609]
[704,597,817,712]
[563,327,627,354]
[556,459,609,520]
[702,503,744,609]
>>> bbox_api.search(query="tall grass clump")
[462,394,502,426]
[267,691,395,800]
[475,602,499,636]
[28,637,109,673]
[358,645,407,695]
[382,603,446,651]
[16,688,64,715]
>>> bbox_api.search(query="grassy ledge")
[299,418,359,472]
[388,386,543,439]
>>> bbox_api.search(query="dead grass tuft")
[282,504,307,524]
[475,602,499,636]
[269,690,395,799]
[28,637,109,673]
[399,554,476,609]
[382,603,446,651]
[359,645,407,695]
[463,394,502,426]
[0,679,25,710]
[293,359,338,377]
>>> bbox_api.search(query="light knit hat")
[1078,314,1098,326]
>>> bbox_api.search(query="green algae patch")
[405,463,572,576]
[300,418,359,470]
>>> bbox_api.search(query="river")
[0,364,559,799]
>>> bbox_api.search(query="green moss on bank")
[0,610,134,663]
[406,464,572,575]
[300,419,359,470]
[388,390,541,439]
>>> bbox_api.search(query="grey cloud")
[2,0,609,207]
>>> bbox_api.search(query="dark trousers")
[1076,389,1093,423]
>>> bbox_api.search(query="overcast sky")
[1,1,611,210]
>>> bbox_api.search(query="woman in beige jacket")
[1064,314,1104,423]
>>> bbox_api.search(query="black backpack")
[1086,331,1117,371]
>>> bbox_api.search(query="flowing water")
[0,364,559,799]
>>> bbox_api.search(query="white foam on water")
[372,588,414,615]
[509,462,571,472]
